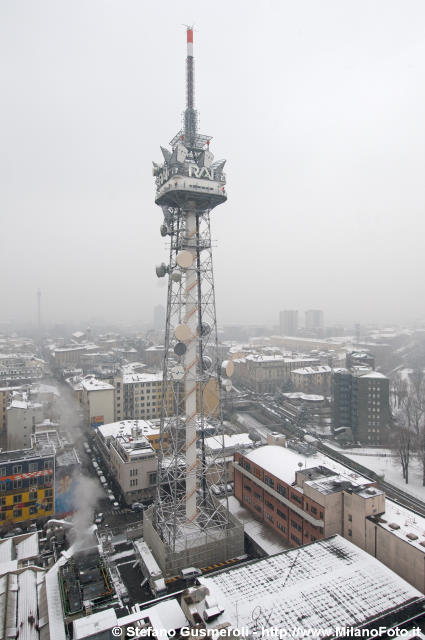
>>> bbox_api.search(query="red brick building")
[234,445,381,548]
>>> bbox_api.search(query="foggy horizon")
[2,1,425,328]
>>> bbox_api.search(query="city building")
[153,304,165,332]
[0,353,45,386]
[113,365,173,421]
[81,376,115,428]
[0,385,21,447]
[233,353,319,393]
[182,535,425,635]
[332,369,391,444]
[290,364,332,394]
[234,445,382,547]
[6,394,43,450]
[305,309,324,332]
[346,350,375,370]
[0,443,55,527]
[94,421,157,503]
[95,419,166,453]
[279,310,298,336]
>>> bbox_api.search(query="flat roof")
[243,445,371,488]
[197,535,423,633]
[97,419,160,439]
[81,377,114,391]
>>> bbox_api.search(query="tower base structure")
[143,504,244,577]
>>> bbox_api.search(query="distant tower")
[37,288,41,332]
[153,304,165,332]
[279,310,298,336]
[305,309,324,332]
[144,28,243,574]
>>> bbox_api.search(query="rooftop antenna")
[183,24,197,146]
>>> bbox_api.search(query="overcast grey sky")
[1,0,425,328]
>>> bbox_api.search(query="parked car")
[94,513,104,525]
[131,502,145,512]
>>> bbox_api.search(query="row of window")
[0,461,51,476]
[0,476,50,491]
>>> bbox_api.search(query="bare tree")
[391,372,408,410]
[393,416,414,484]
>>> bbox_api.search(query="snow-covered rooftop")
[81,377,114,391]
[204,433,253,453]
[291,365,332,375]
[243,445,372,488]
[197,535,423,635]
[361,371,388,379]
[223,496,290,555]
[97,419,160,440]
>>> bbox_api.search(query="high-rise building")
[279,310,298,336]
[153,304,165,332]
[332,369,391,444]
[305,309,324,331]
[144,28,243,574]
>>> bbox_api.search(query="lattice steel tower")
[146,28,242,572]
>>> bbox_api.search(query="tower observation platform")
[144,28,244,575]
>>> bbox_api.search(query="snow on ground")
[325,442,425,501]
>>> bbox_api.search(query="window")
[13,480,22,490]
[12,465,22,474]
[29,463,38,472]
[310,506,318,515]
[277,484,287,497]
[0,497,5,506]
[348,529,352,537]
[291,493,303,505]
[29,491,37,501]
[277,521,286,533]
[254,504,262,513]
[319,511,323,519]
[265,500,274,511]
[29,477,37,487]
[13,509,22,518]
[243,462,251,472]
[148,472,157,485]
[0,482,5,492]
[254,491,262,500]
[45,502,53,511]
[130,479,138,487]
[348,514,352,522]
[13,494,22,504]
[243,484,251,492]
[0,468,6,476]
[29,506,38,515]
[264,512,274,523]
[291,520,302,532]
[277,508,286,520]
[243,494,251,504]
[290,534,301,545]
[44,460,51,470]
[0,513,5,521]
[45,489,53,498]
[264,476,274,488]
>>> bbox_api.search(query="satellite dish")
[222,360,235,377]
[198,322,211,337]
[160,224,168,237]
[171,271,182,283]
[174,342,187,356]
[176,250,194,269]
[155,263,168,278]
[223,378,232,392]
[202,356,212,370]
[171,365,185,381]
[174,324,192,342]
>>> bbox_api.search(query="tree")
[392,415,414,484]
